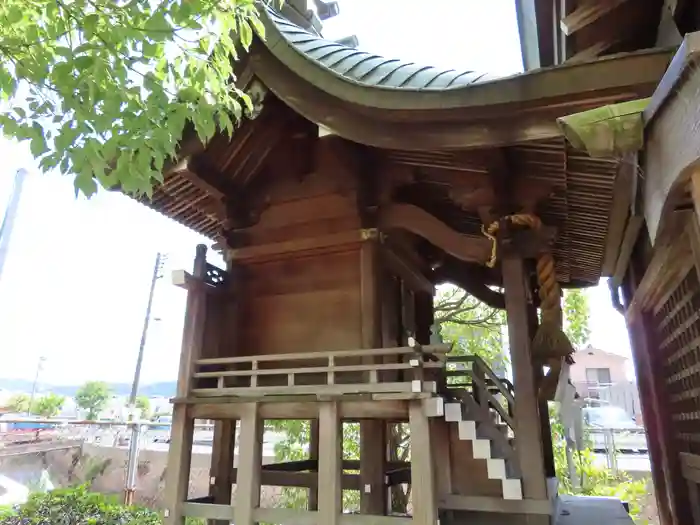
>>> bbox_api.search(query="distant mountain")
[0,378,176,398]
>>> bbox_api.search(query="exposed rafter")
[560,0,629,36]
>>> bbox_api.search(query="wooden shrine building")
[123,2,700,524]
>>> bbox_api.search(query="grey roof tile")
[264,7,494,91]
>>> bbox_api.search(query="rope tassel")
[483,214,575,400]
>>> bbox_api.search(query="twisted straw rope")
[482,214,562,327]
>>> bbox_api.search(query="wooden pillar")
[208,420,236,525]
[430,418,452,498]
[359,235,388,515]
[309,419,319,511]
[234,403,262,525]
[318,401,342,525]
[528,303,555,479]
[164,244,208,525]
[409,401,438,525]
[502,257,547,500]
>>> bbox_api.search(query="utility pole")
[124,252,165,505]
[0,168,28,284]
[28,356,46,415]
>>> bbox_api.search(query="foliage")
[75,381,111,420]
[4,393,64,416]
[265,420,361,512]
[135,395,151,419]
[6,393,30,413]
[0,485,161,525]
[550,405,648,520]
[435,286,507,369]
[32,393,65,418]
[563,289,591,349]
[0,0,271,197]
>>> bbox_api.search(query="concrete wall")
[0,444,282,508]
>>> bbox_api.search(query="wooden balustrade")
[189,344,451,399]
[445,355,516,433]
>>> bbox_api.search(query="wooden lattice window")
[654,269,700,454]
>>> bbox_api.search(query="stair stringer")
[443,393,522,501]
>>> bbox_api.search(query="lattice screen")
[654,268,700,454]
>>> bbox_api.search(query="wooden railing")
[444,355,516,432]
[189,344,451,399]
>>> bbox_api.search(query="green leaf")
[74,56,95,71]
[74,172,98,197]
[239,19,253,49]
[83,14,99,38]
[6,6,23,24]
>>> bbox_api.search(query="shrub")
[0,485,160,525]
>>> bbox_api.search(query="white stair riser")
[502,479,523,500]
[457,420,477,440]
[444,403,464,422]
[486,458,507,480]
[472,439,492,459]
[442,396,524,501]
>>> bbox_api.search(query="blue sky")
[0,0,633,386]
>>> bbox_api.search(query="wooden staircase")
[443,396,522,500]
[431,355,523,501]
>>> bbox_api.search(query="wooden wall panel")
[238,249,362,357]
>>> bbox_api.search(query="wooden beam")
[380,244,434,295]
[610,215,644,287]
[226,230,366,263]
[560,0,629,36]
[186,398,413,421]
[440,494,552,514]
[601,155,636,276]
[432,259,505,309]
[566,39,619,64]
[232,468,362,490]
[378,204,491,264]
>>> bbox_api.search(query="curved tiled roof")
[264,8,494,91]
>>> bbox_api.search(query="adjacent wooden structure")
[121,3,700,525]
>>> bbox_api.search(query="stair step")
[502,479,523,500]
[444,403,464,422]
[472,438,492,459]
[457,420,477,440]
[486,458,507,479]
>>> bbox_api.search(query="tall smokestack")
[0,168,28,282]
